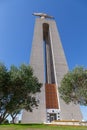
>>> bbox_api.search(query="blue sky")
[0,0,87,120]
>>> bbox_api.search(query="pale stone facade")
[21,18,82,123]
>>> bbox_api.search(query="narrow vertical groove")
[43,23,55,83]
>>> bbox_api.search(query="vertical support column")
[49,20,82,121]
[22,18,46,123]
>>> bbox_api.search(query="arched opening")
[43,23,59,122]
[43,23,55,84]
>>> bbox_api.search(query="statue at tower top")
[32,12,54,19]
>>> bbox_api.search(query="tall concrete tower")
[22,13,82,123]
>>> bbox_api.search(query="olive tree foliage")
[0,63,42,123]
[59,67,87,105]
